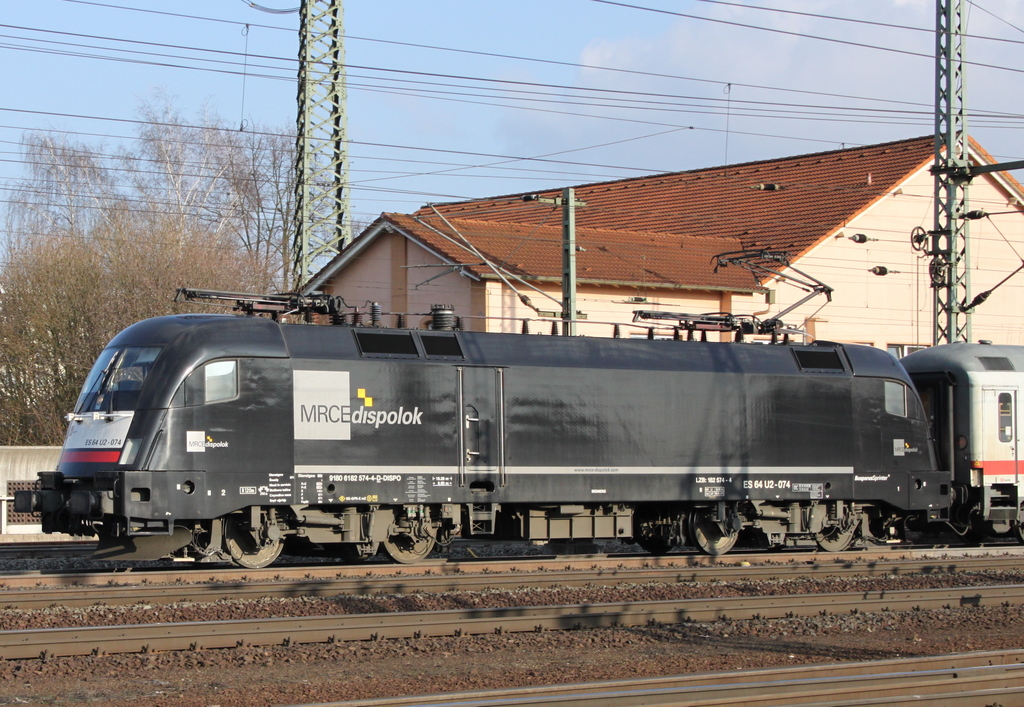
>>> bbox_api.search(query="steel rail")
[2,583,1024,661]
[2,543,1023,588]
[1,554,1022,609]
[291,652,1024,706]
[2,554,1023,609]
[0,545,1019,590]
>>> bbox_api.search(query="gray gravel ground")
[1,543,1023,706]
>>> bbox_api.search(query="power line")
[0,24,945,120]
[49,1,1024,108]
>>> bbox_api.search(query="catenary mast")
[294,0,350,288]
[928,0,971,345]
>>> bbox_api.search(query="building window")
[887,344,926,358]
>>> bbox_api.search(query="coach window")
[998,393,1013,443]
[205,360,237,403]
[884,380,907,417]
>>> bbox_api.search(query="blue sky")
[3,0,1024,225]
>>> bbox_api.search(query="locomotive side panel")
[289,359,460,506]
[499,365,859,504]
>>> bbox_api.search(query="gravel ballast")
[2,563,1024,706]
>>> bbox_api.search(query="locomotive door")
[456,366,506,488]
[981,388,1018,485]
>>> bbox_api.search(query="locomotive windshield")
[75,346,162,413]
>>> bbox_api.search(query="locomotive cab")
[16,314,296,563]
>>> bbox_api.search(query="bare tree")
[0,97,299,444]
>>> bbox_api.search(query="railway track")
[2,542,1022,587]
[3,582,1024,661]
[300,649,1024,707]
[1,554,1023,609]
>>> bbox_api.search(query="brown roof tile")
[412,136,935,266]
[383,212,755,291]
[320,136,939,294]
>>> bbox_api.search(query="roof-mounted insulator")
[752,183,784,191]
[430,304,455,330]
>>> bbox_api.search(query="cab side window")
[884,380,907,417]
[205,361,237,403]
[185,360,238,406]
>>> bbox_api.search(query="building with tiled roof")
[306,135,1024,347]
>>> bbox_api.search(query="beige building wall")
[479,279,729,338]
[327,230,745,338]
[325,233,482,330]
[732,165,1024,349]
[323,233,394,310]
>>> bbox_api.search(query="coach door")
[981,388,1019,485]
[456,366,506,488]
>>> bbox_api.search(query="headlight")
[119,438,142,466]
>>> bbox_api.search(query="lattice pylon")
[294,0,351,288]
[931,0,971,344]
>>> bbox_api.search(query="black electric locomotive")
[18,295,948,567]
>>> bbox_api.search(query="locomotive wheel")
[381,533,435,564]
[689,511,737,556]
[223,514,283,569]
[815,524,857,552]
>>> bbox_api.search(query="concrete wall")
[1,446,60,534]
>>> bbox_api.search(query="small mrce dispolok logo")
[186,431,229,452]
[892,439,919,457]
[293,370,423,441]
